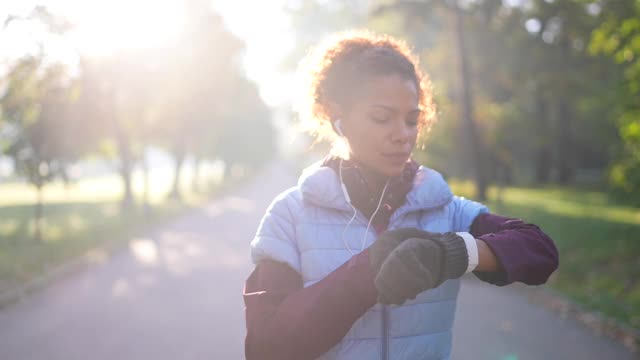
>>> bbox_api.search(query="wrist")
[456,232,479,273]
[440,232,469,280]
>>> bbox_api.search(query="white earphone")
[334,119,345,137]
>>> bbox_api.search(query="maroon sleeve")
[470,212,559,286]
[243,249,377,360]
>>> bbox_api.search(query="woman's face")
[338,74,420,177]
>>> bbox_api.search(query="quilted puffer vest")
[251,161,488,360]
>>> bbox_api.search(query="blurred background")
[0,0,639,359]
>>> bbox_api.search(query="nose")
[390,122,411,144]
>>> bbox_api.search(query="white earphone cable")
[363,179,390,251]
[339,158,390,256]
[340,159,358,255]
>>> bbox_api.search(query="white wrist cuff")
[456,232,479,273]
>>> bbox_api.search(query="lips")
[382,152,410,164]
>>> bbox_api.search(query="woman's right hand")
[373,231,469,305]
[368,228,438,275]
[368,228,444,304]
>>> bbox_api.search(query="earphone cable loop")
[339,158,391,256]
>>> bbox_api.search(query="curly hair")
[295,30,437,151]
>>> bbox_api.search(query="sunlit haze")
[0,0,295,107]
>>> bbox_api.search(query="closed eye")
[371,116,390,124]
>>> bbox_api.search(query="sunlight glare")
[56,0,186,57]
[130,237,159,265]
[213,0,294,106]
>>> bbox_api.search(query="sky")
[0,0,296,107]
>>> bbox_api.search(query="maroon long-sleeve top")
[243,158,559,360]
[244,213,559,360]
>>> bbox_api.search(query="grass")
[450,180,640,330]
[0,166,231,293]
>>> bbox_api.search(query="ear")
[327,101,345,136]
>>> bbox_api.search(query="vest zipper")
[381,305,388,360]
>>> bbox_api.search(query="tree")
[213,76,276,175]
[72,54,151,209]
[590,0,640,203]
[372,0,621,190]
[0,57,86,241]
[153,2,245,200]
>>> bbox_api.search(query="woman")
[243,31,559,360]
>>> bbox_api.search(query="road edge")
[524,283,639,354]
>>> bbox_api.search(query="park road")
[0,160,635,360]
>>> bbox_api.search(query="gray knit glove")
[368,228,438,275]
[374,231,469,305]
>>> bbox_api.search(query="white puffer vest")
[251,161,488,360]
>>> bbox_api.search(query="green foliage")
[213,77,277,168]
[367,0,630,189]
[609,110,640,199]
[589,0,640,204]
[0,56,84,188]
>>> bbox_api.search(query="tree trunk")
[141,145,152,218]
[34,183,43,243]
[169,146,186,200]
[535,149,552,183]
[453,4,488,201]
[555,99,574,184]
[192,155,201,193]
[555,37,575,184]
[113,118,134,209]
[534,86,552,183]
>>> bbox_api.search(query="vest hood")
[298,159,453,213]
